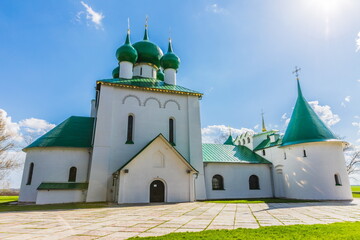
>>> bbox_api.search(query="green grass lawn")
[0,196,111,212]
[130,221,360,240]
[0,196,18,203]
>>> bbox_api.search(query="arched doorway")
[150,180,165,202]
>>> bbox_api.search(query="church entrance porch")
[150,180,165,202]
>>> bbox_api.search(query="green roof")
[97,78,202,97]
[37,182,88,190]
[132,28,163,67]
[160,40,180,70]
[254,136,282,151]
[202,144,271,164]
[24,116,94,150]
[281,80,338,147]
[223,135,234,145]
[116,31,138,64]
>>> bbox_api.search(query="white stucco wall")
[204,163,273,199]
[279,142,352,200]
[87,85,205,202]
[119,61,133,79]
[36,190,86,204]
[133,64,156,78]
[117,137,195,203]
[19,148,90,203]
[164,68,176,85]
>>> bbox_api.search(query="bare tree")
[0,116,20,180]
[346,149,360,175]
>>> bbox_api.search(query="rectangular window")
[126,115,134,144]
[262,149,266,156]
[303,149,307,157]
[169,118,174,145]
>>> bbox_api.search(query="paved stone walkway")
[0,199,360,240]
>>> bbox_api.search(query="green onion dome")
[132,28,163,68]
[112,66,119,78]
[157,69,164,81]
[160,40,180,70]
[116,31,138,64]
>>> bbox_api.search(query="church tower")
[86,24,206,203]
[280,78,352,200]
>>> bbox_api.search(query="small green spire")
[125,30,130,44]
[143,28,149,40]
[297,78,303,97]
[167,38,173,52]
[143,16,149,40]
[224,135,234,145]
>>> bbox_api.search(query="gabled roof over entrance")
[281,80,338,147]
[24,116,94,151]
[114,134,198,173]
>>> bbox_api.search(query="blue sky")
[0,0,360,186]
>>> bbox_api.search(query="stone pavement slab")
[0,199,359,239]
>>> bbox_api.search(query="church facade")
[19,26,352,204]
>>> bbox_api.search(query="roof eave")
[97,80,203,98]
[280,138,344,148]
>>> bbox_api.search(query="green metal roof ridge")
[97,78,203,96]
[115,134,198,173]
[253,137,282,151]
[281,80,338,147]
[24,116,94,151]
[253,130,278,137]
[37,182,89,190]
[202,143,271,164]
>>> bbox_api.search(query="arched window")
[169,118,175,145]
[242,139,245,145]
[334,174,342,186]
[126,115,134,144]
[212,175,224,190]
[26,162,34,185]
[68,167,77,182]
[249,175,260,190]
[247,137,250,143]
[262,149,266,156]
[284,152,287,160]
[303,149,307,157]
[140,67,143,75]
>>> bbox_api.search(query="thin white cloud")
[206,3,228,14]
[308,101,340,127]
[201,125,254,143]
[0,109,55,188]
[0,109,55,145]
[356,32,360,52]
[345,96,351,102]
[78,1,104,30]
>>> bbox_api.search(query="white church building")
[19,26,352,204]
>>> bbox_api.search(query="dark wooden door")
[150,180,165,202]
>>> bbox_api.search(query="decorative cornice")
[97,81,203,98]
